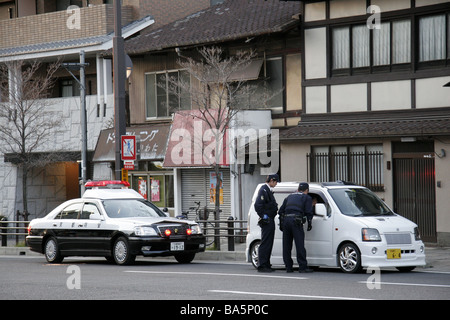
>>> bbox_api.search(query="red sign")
[121,135,136,161]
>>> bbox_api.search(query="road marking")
[208,289,371,300]
[124,270,308,280]
[357,281,450,288]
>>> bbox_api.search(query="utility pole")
[80,50,87,193]
[113,0,127,180]
[62,50,88,194]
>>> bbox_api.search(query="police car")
[26,181,205,265]
[246,181,426,273]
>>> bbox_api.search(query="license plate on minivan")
[387,249,401,259]
[171,242,184,251]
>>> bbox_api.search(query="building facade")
[279,0,450,245]
[0,0,211,224]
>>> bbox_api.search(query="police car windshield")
[329,188,394,217]
[102,199,166,218]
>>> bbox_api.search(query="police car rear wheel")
[113,236,136,265]
[250,241,261,269]
[44,237,63,263]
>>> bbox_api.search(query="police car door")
[304,190,334,266]
[77,202,107,254]
[54,202,83,253]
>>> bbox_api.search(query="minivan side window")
[309,192,330,217]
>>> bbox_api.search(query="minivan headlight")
[414,227,421,241]
[362,228,381,242]
[134,226,157,236]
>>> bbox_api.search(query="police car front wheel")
[113,236,136,265]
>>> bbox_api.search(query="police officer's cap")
[298,182,309,191]
[266,174,279,182]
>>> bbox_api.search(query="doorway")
[393,141,436,242]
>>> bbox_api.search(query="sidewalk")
[1,244,449,273]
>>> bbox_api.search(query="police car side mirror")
[315,203,327,217]
[89,212,104,221]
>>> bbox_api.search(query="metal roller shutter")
[181,168,231,221]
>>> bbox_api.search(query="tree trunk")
[214,164,221,250]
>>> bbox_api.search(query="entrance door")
[393,142,437,242]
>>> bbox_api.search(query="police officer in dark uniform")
[254,174,279,272]
[278,182,313,273]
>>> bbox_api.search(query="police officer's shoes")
[298,268,314,273]
[258,267,274,273]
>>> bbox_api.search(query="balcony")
[0,4,133,50]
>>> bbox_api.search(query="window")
[232,57,284,114]
[265,57,284,114]
[332,20,411,75]
[130,170,174,208]
[419,14,447,63]
[55,203,82,219]
[145,70,191,118]
[307,145,384,191]
[60,79,80,97]
[80,203,101,220]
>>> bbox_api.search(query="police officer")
[278,182,313,273]
[254,174,279,272]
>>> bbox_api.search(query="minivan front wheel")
[338,243,362,273]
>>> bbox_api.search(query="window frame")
[307,144,384,192]
[417,12,450,69]
[331,18,413,76]
[145,69,191,120]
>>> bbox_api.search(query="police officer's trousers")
[258,218,275,269]
[282,216,307,270]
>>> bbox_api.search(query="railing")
[197,217,247,251]
[0,218,247,251]
[0,220,29,247]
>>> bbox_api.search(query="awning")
[163,110,229,168]
[92,123,171,162]
[228,59,263,82]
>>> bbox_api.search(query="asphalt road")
[1,255,449,303]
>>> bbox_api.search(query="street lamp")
[62,50,89,194]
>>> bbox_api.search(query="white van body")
[246,182,426,272]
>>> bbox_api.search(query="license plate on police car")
[387,249,401,259]
[170,242,184,251]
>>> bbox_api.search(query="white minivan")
[246,181,426,273]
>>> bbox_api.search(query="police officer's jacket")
[278,192,313,222]
[254,184,278,219]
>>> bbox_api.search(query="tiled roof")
[279,110,450,140]
[123,0,301,55]
[0,16,153,58]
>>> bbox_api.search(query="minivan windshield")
[102,199,166,218]
[328,188,394,217]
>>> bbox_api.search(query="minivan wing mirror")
[315,203,327,217]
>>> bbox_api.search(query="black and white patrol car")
[26,181,205,265]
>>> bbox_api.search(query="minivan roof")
[268,181,365,192]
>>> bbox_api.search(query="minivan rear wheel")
[338,243,362,273]
[250,241,261,269]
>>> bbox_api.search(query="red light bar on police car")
[84,180,130,189]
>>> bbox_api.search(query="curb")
[0,246,247,261]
